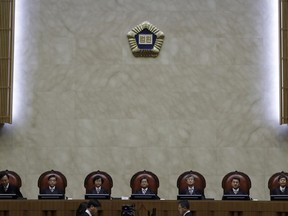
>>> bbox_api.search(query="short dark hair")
[0,172,9,179]
[76,202,88,216]
[278,175,287,181]
[186,174,194,180]
[232,177,240,183]
[178,200,190,209]
[140,177,148,183]
[48,174,57,180]
[93,175,103,183]
[87,199,101,208]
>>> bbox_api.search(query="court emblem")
[127,21,165,57]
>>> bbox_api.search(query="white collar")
[183,210,191,216]
[85,209,92,216]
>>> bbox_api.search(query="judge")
[89,175,108,194]
[134,177,154,194]
[180,175,202,196]
[40,174,63,194]
[271,175,288,195]
[224,177,246,195]
[0,171,23,198]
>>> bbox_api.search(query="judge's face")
[279,177,287,187]
[0,175,9,187]
[231,179,240,189]
[94,178,102,187]
[48,177,57,187]
[186,176,195,186]
[140,179,149,188]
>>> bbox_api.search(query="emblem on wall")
[127,21,165,57]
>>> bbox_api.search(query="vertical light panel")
[0,0,14,124]
[13,0,25,123]
[265,0,280,123]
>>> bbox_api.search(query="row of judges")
[1,170,288,200]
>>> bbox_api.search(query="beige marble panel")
[216,119,279,148]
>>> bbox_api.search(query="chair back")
[84,170,113,194]
[0,170,22,188]
[268,171,288,194]
[130,170,159,194]
[38,170,67,194]
[222,171,251,194]
[177,170,206,195]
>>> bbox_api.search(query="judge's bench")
[1,199,288,216]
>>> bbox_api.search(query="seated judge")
[0,171,23,198]
[89,175,108,194]
[134,177,154,194]
[180,175,203,196]
[40,174,63,194]
[224,177,246,195]
[271,175,288,195]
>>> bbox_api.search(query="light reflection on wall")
[13,0,25,123]
[269,0,280,122]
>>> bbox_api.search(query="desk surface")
[0,200,288,216]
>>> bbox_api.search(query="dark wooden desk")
[1,200,288,216]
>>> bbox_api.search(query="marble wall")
[0,0,287,200]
